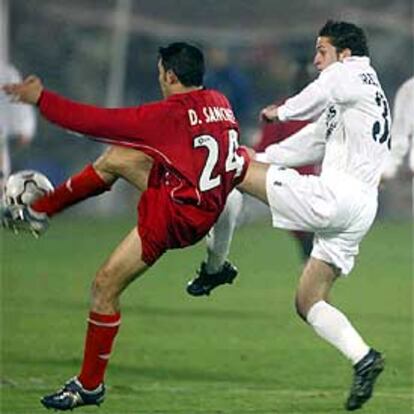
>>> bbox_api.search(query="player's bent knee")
[93,147,123,176]
[94,146,152,191]
[237,161,269,204]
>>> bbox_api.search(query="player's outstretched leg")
[345,349,385,411]
[187,189,242,297]
[41,377,105,411]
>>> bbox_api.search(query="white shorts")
[265,165,378,275]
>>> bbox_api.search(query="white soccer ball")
[3,170,54,206]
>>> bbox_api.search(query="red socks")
[78,311,121,390]
[31,164,110,217]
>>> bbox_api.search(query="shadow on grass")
[35,298,275,321]
[9,356,278,387]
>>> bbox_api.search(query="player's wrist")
[276,105,287,122]
[36,88,47,107]
[33,86,44,105]
[260,104,279,123]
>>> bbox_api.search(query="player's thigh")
[97,227,149,295]
[94,145,153,191]
[295,257,339,316]
[265,166,341,231]
[238,160,270,204]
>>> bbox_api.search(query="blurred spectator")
[381,76,414,180]
[248,43,297,108]
[0,62,36,193]
[205,47,253,130]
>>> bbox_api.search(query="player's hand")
[260,104,279,123]
[2,75,43,105]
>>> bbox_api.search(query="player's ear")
[166,69,179,85]
[338,48,352,60]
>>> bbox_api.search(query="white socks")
[307,300,370,365]
[205,189,243,274]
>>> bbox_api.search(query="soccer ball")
[3,170,54,206]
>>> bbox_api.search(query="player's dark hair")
[319,20,369,57]
[158,42,205,87]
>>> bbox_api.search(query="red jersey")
[39,89,249,213]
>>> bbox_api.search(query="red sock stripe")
[78,311,121,390]
[88,311,121,327]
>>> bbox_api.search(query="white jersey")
[265,57,391,189]
[0,63,36,139]
[382,77,414,177]
[0,63,36,180]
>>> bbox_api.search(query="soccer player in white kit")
[0,62,36,194]
[382,76,414,209]
[244,20,389,411]
[192,20,390,411]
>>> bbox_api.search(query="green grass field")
[1,217,413,414]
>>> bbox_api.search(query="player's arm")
[38,89,150,141]
[261,63,354,123]
[255,122,325,167]
[261,77,330,123]
[2,75,155,144]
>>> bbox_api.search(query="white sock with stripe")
[307,300,370,365]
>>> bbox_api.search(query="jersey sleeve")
[277,63,358,122]
[256,122,325,167]
[277,80,329,121]
[38,89,165,147]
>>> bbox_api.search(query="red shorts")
[137,182,219,266]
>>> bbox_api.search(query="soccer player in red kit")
[2,42,249,410]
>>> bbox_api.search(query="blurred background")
[2,0,413,219]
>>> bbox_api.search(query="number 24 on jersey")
[194,129,245,192]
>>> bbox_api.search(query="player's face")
[313,36,340,71]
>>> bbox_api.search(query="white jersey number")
[194,130,244,192]
[225,129,245,178]
[194,135,221,192]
